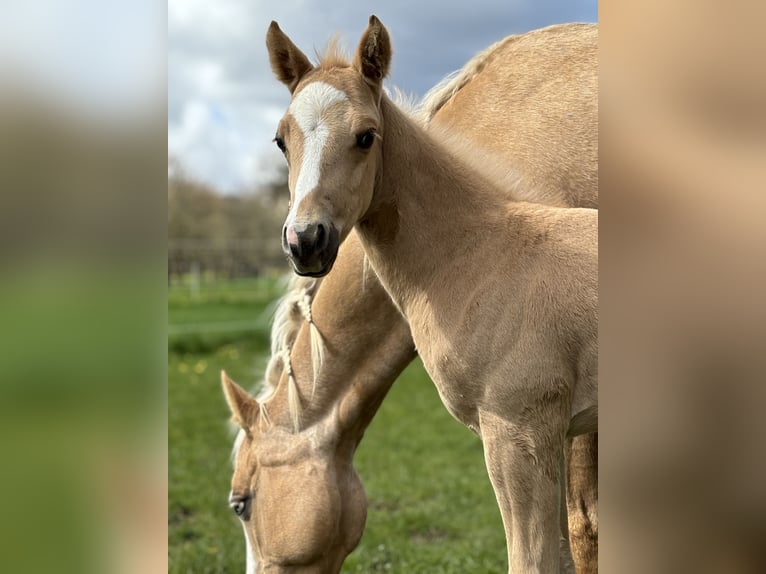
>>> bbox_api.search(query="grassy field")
[169,277,506,573]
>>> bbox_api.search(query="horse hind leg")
[558,451,576,574]
[559,536,576,574]
[565,432,598,574]
[479,399,569,574]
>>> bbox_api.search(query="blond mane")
[258,274,325,432]
[315,36,350,70]
[418,34,514,123]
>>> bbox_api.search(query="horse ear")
[266,21,314,93]
[221,371,259,429]
[353,15,392,87]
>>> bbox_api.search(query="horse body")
[361,80,598,574]
[425,22,598,209]
[359,95,598,443]
[423,28,599,569]
[266,16,598,573]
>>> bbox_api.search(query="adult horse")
[223,20,597,574]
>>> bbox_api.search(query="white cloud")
[168,97,286,192]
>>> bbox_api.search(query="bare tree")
[168,160,289,281]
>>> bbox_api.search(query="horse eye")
[356,130,375,150]
[273,135,286,154]
[230,497,249,517]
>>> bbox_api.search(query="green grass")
[168,276,285,355]
[169,277,506,573]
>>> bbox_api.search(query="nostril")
[284,225,301,258]
[315,223,327,250]
[286,225,299,247]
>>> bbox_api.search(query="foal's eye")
[230,497,249,518]
[273,135,287,154]
[356,130,375,150]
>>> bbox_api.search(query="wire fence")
[168,238,287,284]
[168,242,289,338]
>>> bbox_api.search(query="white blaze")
[242,521,257,574]
[230,464,256,572]
[286,82,348,224]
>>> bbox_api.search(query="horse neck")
[358,96,507,311]
[263,251,416,438]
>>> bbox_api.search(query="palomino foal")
[267,16,598,574]
[224,22,598,574]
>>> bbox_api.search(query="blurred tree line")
[168,157,290,281]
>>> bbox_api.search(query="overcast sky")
[168,0,597,193]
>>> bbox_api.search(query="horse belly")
[568,405,597,436]
[569,337,598,435]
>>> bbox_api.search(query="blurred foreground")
[601,2,766,572]
[1,1,166,572]
[0,102,168,573]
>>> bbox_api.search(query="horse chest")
[410,326,483,430]
[430,358,483,431]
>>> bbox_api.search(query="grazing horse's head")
[267,16,392,277]
[221,372,367,573]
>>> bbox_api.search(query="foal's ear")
[266,21,313,93]
[353,15,392,87]
[221,371,259,429]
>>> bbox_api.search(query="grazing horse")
[223,21,598,574]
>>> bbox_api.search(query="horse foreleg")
[565,432,598,574]
[480,407,567,574]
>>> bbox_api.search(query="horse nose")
[285,222,329,258]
